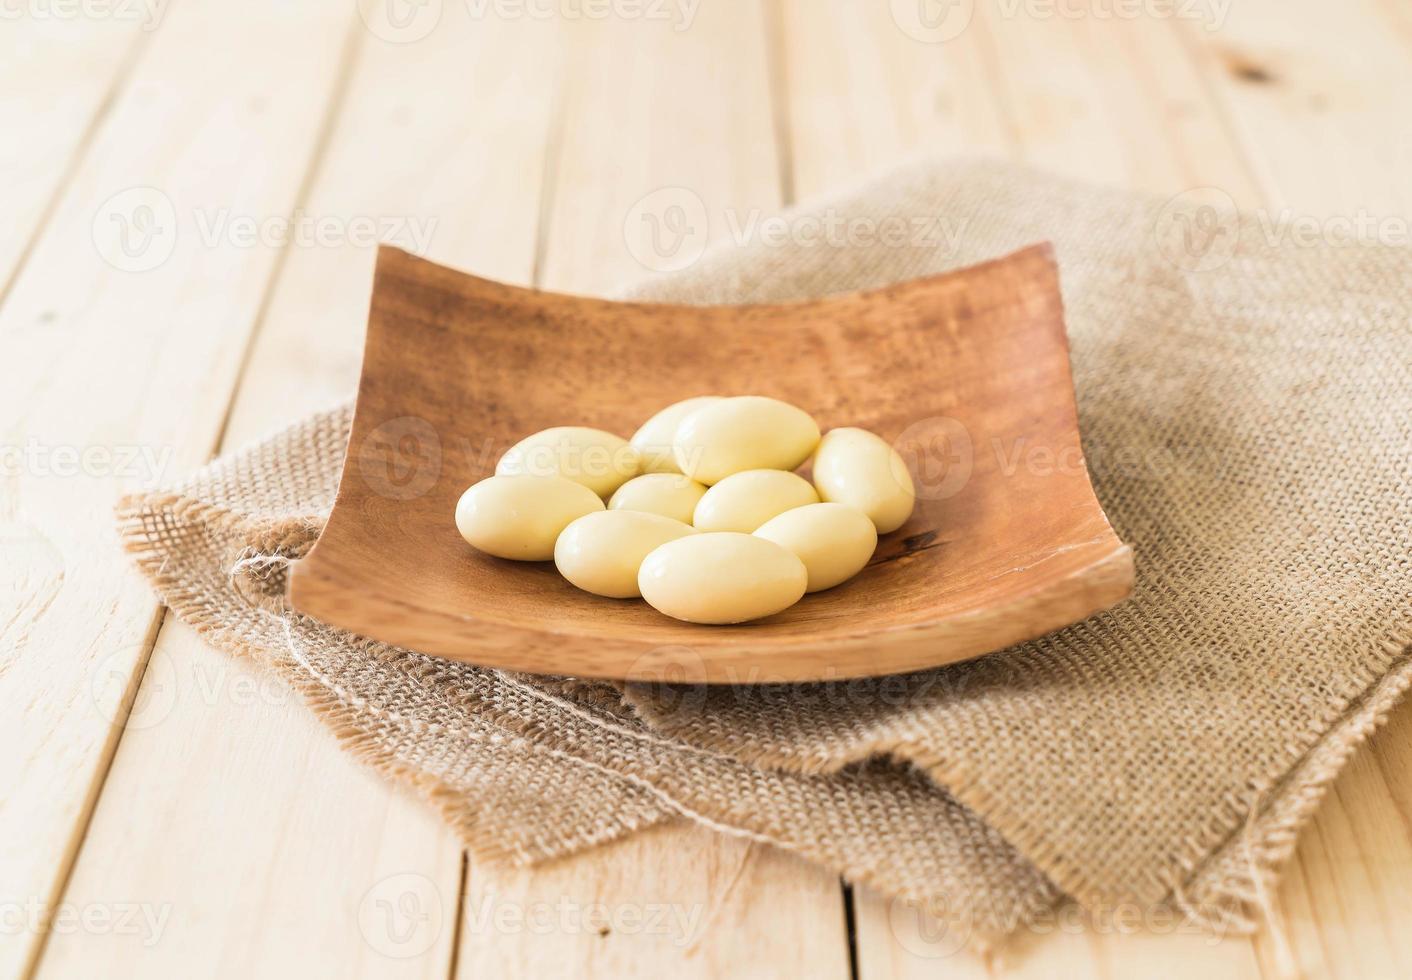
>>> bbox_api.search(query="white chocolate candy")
[496,426,640,498]
[692,469,818,533]
[672,396,820,485]
[630,396,722,474]
[609,473,708,525]
[456,474,604,561]
[754,502,878,593]
[811,427,916,533]
[554,510,695,598]
[638,532,807,624]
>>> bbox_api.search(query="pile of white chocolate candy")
[455,395,915,624]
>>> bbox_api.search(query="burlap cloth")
[118,159,1412,945]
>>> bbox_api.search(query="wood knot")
[1220,49,1276,85]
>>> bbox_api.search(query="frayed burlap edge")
[110,150,1412,943]
[602,156,1412,935]
[115,488,1059,955]
[928,637,1412,935]
[1180,645,1412,932]
[114,492,673,868]
[119,482,1412,946]
[621,631,1412,933]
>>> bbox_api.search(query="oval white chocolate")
[692,469,818,533]
[554,509,695,598]
[455,474,604,561]
[754,502,878,592]
[629,396,722,474]
[672,395,820,485]
[638,532,807,624]
[811,427,916,533]
[496,426,639,498]
[608,473,708,525]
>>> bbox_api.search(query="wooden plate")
[287,244,1133,683]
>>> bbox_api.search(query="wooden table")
[4,1,1410,977]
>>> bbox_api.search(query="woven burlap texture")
[118,159,1412,943]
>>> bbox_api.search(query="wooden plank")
[796,2,1412,978]
[454,6,852,978]
[1175,0,1412,216]
[13,3,1402,979]
[852,888,1262,979]
[772,0,1013,201]
[776,3,1390,978]
[1261,752,1412,980]
[34,13,564,980]
[530,11,782,294]
[1178,2,1412,977]
[34,621,464,980]
[0,15,146,293]
[0,1,357,977]
[781,0,1258,201]
[459,826,850,978]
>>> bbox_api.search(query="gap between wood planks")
[0,27,151,308]
[446,5,852,977]
[22,12,368,980]
[762,8,860,966]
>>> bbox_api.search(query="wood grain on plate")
[288,243,1133,682]
[17,2,1411,976]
